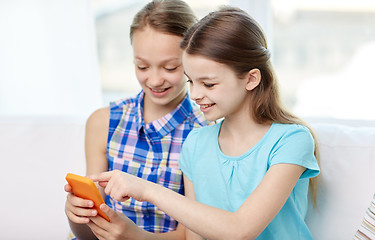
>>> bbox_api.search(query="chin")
[204,114,222,122]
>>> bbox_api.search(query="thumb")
[64,184,72,192]
[100,203,119,222]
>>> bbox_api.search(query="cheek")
[168,71,186,86]
[135,70,147,84]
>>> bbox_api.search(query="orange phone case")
[65,173,110,222]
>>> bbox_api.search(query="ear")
[245,68,261,91]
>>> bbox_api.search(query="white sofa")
[0,116,86,239]
[1,116,374,239]
[306,119,375,239]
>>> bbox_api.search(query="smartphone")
[65,173,110,222]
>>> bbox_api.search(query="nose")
[147,69,164,87]
[189,84,203,102]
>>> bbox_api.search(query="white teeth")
[152,88,166,92]
[201,104,214,108]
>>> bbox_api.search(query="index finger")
[89,171,114,182]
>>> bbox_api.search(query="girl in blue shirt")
[91,6,320,240]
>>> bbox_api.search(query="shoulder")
[265,123,315,159]
[86,107,110,131]
[271,123,313,142]
[268,123,319,178]
[185,122,220,142]
[85,107,110,151]
[110,95,138,113]
[106,95,141,128]
[268,123,315,159]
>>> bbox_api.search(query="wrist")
[143,180,161,204]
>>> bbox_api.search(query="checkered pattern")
[106,91,209,233]
[68,91,208,239]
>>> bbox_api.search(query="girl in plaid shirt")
[91,6,321,240]
[64,0,209,239]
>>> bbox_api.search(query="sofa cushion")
[306,122,375,240]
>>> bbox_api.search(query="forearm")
[145,164,307,240]
[92,171,259,239]
[146,183,243,240]
[69,220,98,240]
[141,225,185,240]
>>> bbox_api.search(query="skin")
[133,26,187,123]
[90,53,306,240]
[64,26,189,240]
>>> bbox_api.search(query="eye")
[165,66,178,72]
[204,83,215,88]
[137,66,148,71]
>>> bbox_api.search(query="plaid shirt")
[106,91,209,233]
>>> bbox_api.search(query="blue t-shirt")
[178,121,320,239]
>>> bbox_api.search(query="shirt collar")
[135,91,193,137]
[135,91,145,133]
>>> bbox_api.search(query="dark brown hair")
[181,6,320,207]
[130,0,197,42]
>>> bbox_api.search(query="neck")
[143,90,186,124]
[219,108,272,157]
[221,114,261,138]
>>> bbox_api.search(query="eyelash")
[204,83,215,88]
[187,80,215,88]
[137,66,148,70]
[137,66,178,72]
[165,67,178,72]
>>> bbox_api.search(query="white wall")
[0,0,102,117]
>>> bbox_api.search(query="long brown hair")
[130,0,197,42]
[181,6,320,207]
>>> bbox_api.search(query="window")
[93,0,375,120]
[270,0,375,120]
[91,0,229,104]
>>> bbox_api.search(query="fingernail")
[92,210,97,216]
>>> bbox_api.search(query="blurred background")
[1,0,375,120]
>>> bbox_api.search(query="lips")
[148,87,171,98]
[150,87,170,93]
[199,103,215,112]
[201,103,214,108]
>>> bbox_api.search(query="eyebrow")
[134,56,181,64]
[184,72,217,81]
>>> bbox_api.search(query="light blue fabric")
[179,121,320,240]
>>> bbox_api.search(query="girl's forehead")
[132,29,183,63]
[183,54,234,79]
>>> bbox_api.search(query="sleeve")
[178,128,199,181]
[270,125,320,179]
[354,193,375,239]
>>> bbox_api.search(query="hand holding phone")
[65,173,110,222]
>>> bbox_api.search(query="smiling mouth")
[151,87,170,93]
[200,103,215,109]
